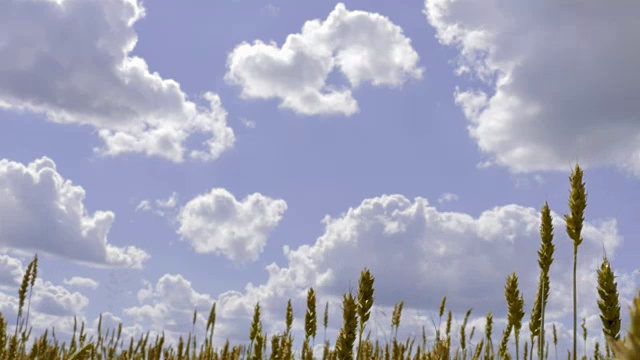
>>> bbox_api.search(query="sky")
[0,0,639,358]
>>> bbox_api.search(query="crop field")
[1,163,638,360]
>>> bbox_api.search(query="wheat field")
[1,162,638,360]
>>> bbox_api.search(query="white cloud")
[136,279,154,304]
[0,0,235,162]
[135,200,152,212]
[63,276,99,290]
[136,192,179,217]
[33,280,90,317]
[124,274,216,347]
[437,192,459,204]
[424,0,640,176]
[226,3,424,116]
[0,254,24,288]
[0,157,149,269]
[177,188,287,262]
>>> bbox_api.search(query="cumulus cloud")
[0,254,24,288]
[226,3,424,116]
[0,0,235,162]
[0,157,149,268]
[123,274,216,347]
[424,0,640,176]
[63,276,99,290]
[124,271,311,351]
[177,189,287,263]
[33,280,90,317]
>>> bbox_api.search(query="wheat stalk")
[596,253,621,360]
[286,299,293,336]
[534,202,555,360]
[305,288,318,360]
[460,308,472,359]
[604,290,640,360]
[564,163,587,360]
[485,312,494,360]
[505,272,525,360]
[336,292,358,360]
[356,268,374,360]
[553,324,558,360]
[248,302,261,360]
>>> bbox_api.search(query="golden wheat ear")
[605,290,640,360]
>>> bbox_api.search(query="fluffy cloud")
[33,280,90,317]
[63,276,99,290]
[177,189,287,263]
[0,0,235,162]
[226,3,424,116]
[0,254,24,288]
[0,157,149,268]
[123,274,217,348]
[424,0,640,176]
[125,272,315,351]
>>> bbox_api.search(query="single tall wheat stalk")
[356,268,374,360]
[564,163,587,360]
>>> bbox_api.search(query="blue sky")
[1,0,639,357]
